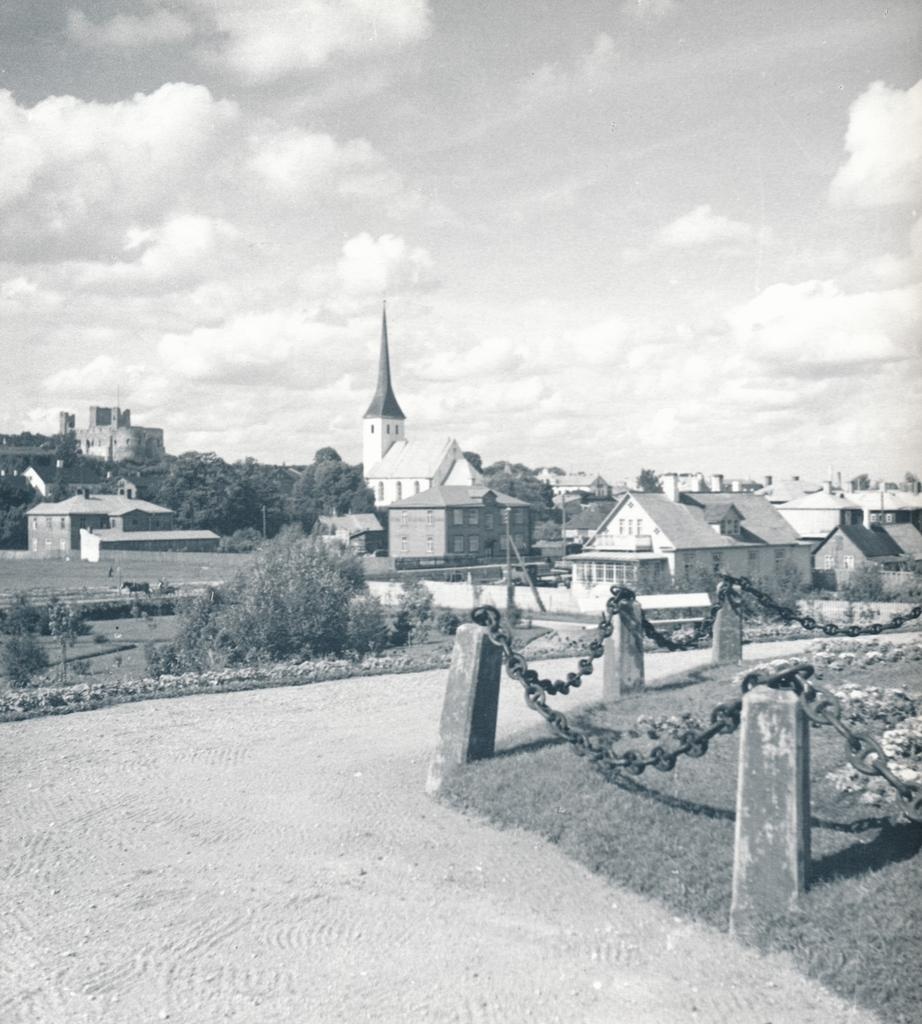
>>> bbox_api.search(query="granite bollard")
[603,598,645,701]
[712,601,743,665]
[730,686,811,939]
[426,623,503,796]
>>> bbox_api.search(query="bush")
[219,527,265,553]
[0,593,43,637]
[1,634,49,688]
[434,608,462,636]
[391,578,435,644]
[344,594,389,655]
[842,564,886,603]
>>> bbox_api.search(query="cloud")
[658,205,766,248]
[0,84,238,258]
[519,33,618,102]
[67,8,194,47]
[192,0,431,83]
[829,79,922,207]
[248,129,402,199]
[726,278,919,375]
[336,233,436,296]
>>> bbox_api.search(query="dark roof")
[388,485,528,509]
[363,304,405,420]
[29,462,106,485]
[318,513,383,536]
[567,506,612,530]
[881,524,922,558]
[681,492,800,545]
[836,524,904,558]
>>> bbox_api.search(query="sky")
[0,0,920,484]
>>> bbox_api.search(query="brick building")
[387,486,530,566]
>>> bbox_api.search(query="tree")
[462,451,483,474]
[53,432,81,469]
[636,468,661,492]
[48,602,80,685]
[482,462,554,523]
[851,473,871,491]
[842,564,886,602]
[0,477,33,549]
[1,634,48,688]
[289,449,374,531]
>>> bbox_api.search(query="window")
[426,537,434,553]
[395,425,399,435]
[844,555,855,569]
[453,509,464,525]
[377,483,384,501]
[59,517,65,528]
[453,535,464,553]
[370,424,375,434]
[885,513,894,523]
[426,510,433,526]
[485,512,493,529]
[513,509,524,524]
[396,481,402,500]
[45,517,51,527]
[32,539,37,552]
[469,536,480,552]
[712,553,721,571]
[59,540,66,551]
[748,549,758,564]
[603,563,614,582]
[467,509,478,525]
[824,554,834,569]
[401,511,408,525]
[618,519,625,535]
[386,424,391,434]
[400,536,408,553]
[414,481,420,494]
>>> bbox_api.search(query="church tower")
[362,302,406,472]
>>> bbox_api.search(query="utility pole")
[261,504,268,538]
[561,497,567,554]
[504,507,514,613]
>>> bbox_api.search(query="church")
[362,304,483,506]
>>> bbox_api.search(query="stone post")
[712,601,743,665]
[425,623,503,796]
[730,687,811,940]
[602,598,645,701]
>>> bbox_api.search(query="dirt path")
[0,640,884,1024]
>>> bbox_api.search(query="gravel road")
[1,640,884,1024]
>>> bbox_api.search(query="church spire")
[364,301,405,419]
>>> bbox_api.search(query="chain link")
[636,579,738,652]
[720,574,922,637]
[471,604,742,776]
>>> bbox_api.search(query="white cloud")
[726,278,919,375]
[829,79,922,207]
[0,84,238,256]
[67,8,194,47]
[193,0,431,83]
[248,129,401,199]
[519,33,618,102]
[658,205,766,248]
[336,233,436,296]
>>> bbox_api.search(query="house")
[0,443,54,479]
[386,485,530,566]
[846,490,922,531]
[563,503,616,545]
[812,525,905,589]
[879,524,922,570]
[753,476,824,506]
[537,470,614,499]
[362,304,482,506]
[568,489,811,600]
[314,513,385,554]
[25,485,218,559]
[776,487,863,542]
[23,460,108,498]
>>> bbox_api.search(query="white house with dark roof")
[776,488,863,541]
[569,489,811,598]
[362,304,482,507]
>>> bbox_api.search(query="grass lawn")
[440,658,922,1024]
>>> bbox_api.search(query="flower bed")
[0,649,454,723]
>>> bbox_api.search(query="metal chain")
[721,574,922,637]
[636,579,737,652]
[471,604,742,775]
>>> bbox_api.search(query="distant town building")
[23,460,108,497]
[387,485,531,566]
[537,470,614,499]
[753,476,824,505]
[776,486,863,542]
[314,514,385,554]
[569,488,811,596]
[846,489,922,531]
[362,304,482,506]
[26,485,218,560]
[812,525,905,589]
[60,406,165,462]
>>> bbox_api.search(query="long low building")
[80,528,219,560]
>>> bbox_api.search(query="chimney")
[661,473,679,502]
[55,459,63,469]
[709,473,724,493]
[763,475,773,487]
[836,471,843,490]
[823,480,833,494]
[730,479,741,493]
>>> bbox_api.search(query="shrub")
[344,594,389,655]
[219,527,265,553]
[842,564,886,603]
[392,578,435,644]
[1,634,49,688]
[434,608,462,636]
[0,593,43,637]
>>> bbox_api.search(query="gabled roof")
[367,436,462,480]
[567,506,613,531]
[881,524,922,558]
[847,490,922,511]
[754,478,824,503]
[388,485,528,509]
[680,492,801,545]
[824,524,904,558]
[28,494,172,516]
[318,513,383,536]
[589,492,733,550]
[698,502,741,524]
[779,491,860,511]
[363,304,405,420]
